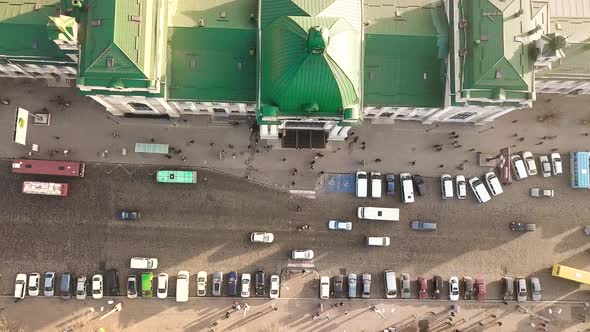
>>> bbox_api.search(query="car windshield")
[242,279,249,284]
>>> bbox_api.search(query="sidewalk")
[1,297,589,331]
[2,78,590,191]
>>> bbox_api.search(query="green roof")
[363,0,448,107]
[166,0,257,102]
[0,0,72,62]
[457,0,533,97]
[78,0,160,90]
[259,0,361,118]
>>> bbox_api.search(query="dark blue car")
[227,271,238,296]
[385,174,395,196]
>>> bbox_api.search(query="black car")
[334,274,344,297]
[413,175,426,196]
[463,276,474,300]
[105,269,120,296]
[227,271,238,296]
[385,174,395,196]
[255,270,265,296]
[116,210,140,221]
[432,275,443,299]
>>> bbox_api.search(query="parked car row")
[356,171,425,202]
[501,276,542,302]
[316,273,486,301]
[512,152,562,180]
[15,269,282,302]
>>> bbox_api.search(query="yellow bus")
[552,264,590,285]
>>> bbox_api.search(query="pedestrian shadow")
[294,307,369,331]
[183,307,226,331]
[221,306,276,330]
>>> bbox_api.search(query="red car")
[418,276,428,299]
[475,278,486,301]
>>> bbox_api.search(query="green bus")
[141,272,154,298]
[156,170,197,184]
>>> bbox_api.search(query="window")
[379,112,393,118]
[449,112,476,120]
[395,114,407,118]
[128,102,153,111]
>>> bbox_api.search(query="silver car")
[348,273,357,298]
[531,277,541,301]
[44,272,56,297]
[212,272,223,296]
[516,278,527,302]
[401,273,411,299]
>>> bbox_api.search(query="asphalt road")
[1,159,590,302]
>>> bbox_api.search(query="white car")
[456,175,467,199]
[197,271,207,297]
[449,277,460,301]
[157,273,168,299]
[250,232,274,243]
[370,172,382,198]
[241,273,251,297]
[44,272,55,297]
[539,155,551,177]
[292,249,314,260]
[14,273,27,299]
[76,276,87,300]
[522,151,537,176]
[92,274,103,299]
[320,276,330,299]
[551,153,563,175]
[328,220,352,231]
[130,257,158,269]
[440,174,454,199]
[484,172,503,196]
[28,273,40,297]
[469,177,491,203]
[530,188,554,197]
[269,275,280,299]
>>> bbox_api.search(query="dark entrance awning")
[282,129,326,149]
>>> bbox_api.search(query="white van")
[511,155,528,180]
[484,172,503,196]
[176,271,189,302]
[370,172,382,198]
[400,173,414,203]
[357,207,400,221]
[367,236,390,246]
[384,270,397,298]
[14,274,27,299]
[356,170,368,198]
[440,174,454,199]
[468,177,491,203]
[320,276,330,299]
[130,257,158,269]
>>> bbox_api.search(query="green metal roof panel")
[362,0,447,107]
[260,4,361,117]
[79,0,158,86]
[292,0,338,16]
[459,0,531,92]
[536,43,590,79]
[0,1,71,59]
[167,27,256,102]
[168,0,257,29]
[261,0,310,28]
[364,34,446,107]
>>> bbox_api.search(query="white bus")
[357,207,400,221]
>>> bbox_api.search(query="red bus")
[22,181,68,197]
[11,159,85,177]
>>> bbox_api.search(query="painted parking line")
[325,173,355,193]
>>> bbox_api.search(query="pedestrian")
[228,144,234,149]
[326,314,331,320]
[189,139,195,144]
[311,165,314,169]
[344,311,349,316]
[210,142,215,147]
[455,144,463,148]
[450,131,456,135]
[320,171,325,175]
[274,307,278,311]
[63,149,70,156]
[439,164,444,168]
[518,137,525,142]
[293,168,298,174]
[282,158,286,162]
[468,148,475,152]
[333,304,338,308]
[297,205,301,212]
[316,312,320,317]
[410,160,416,166]
[340,302,344,307]
[375,158,382,163]
[536,141,544,145]
[150,138,155,143]
[226,311,231,319]
[54,136,61,140]
[513,133,518,137]
[181,156,186,161]
[512,120,518,123]
[291,181,296,186]
[311,160,315,165]
[583,132,590,136]
[165,154,172,159]
[361,146,366,150]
